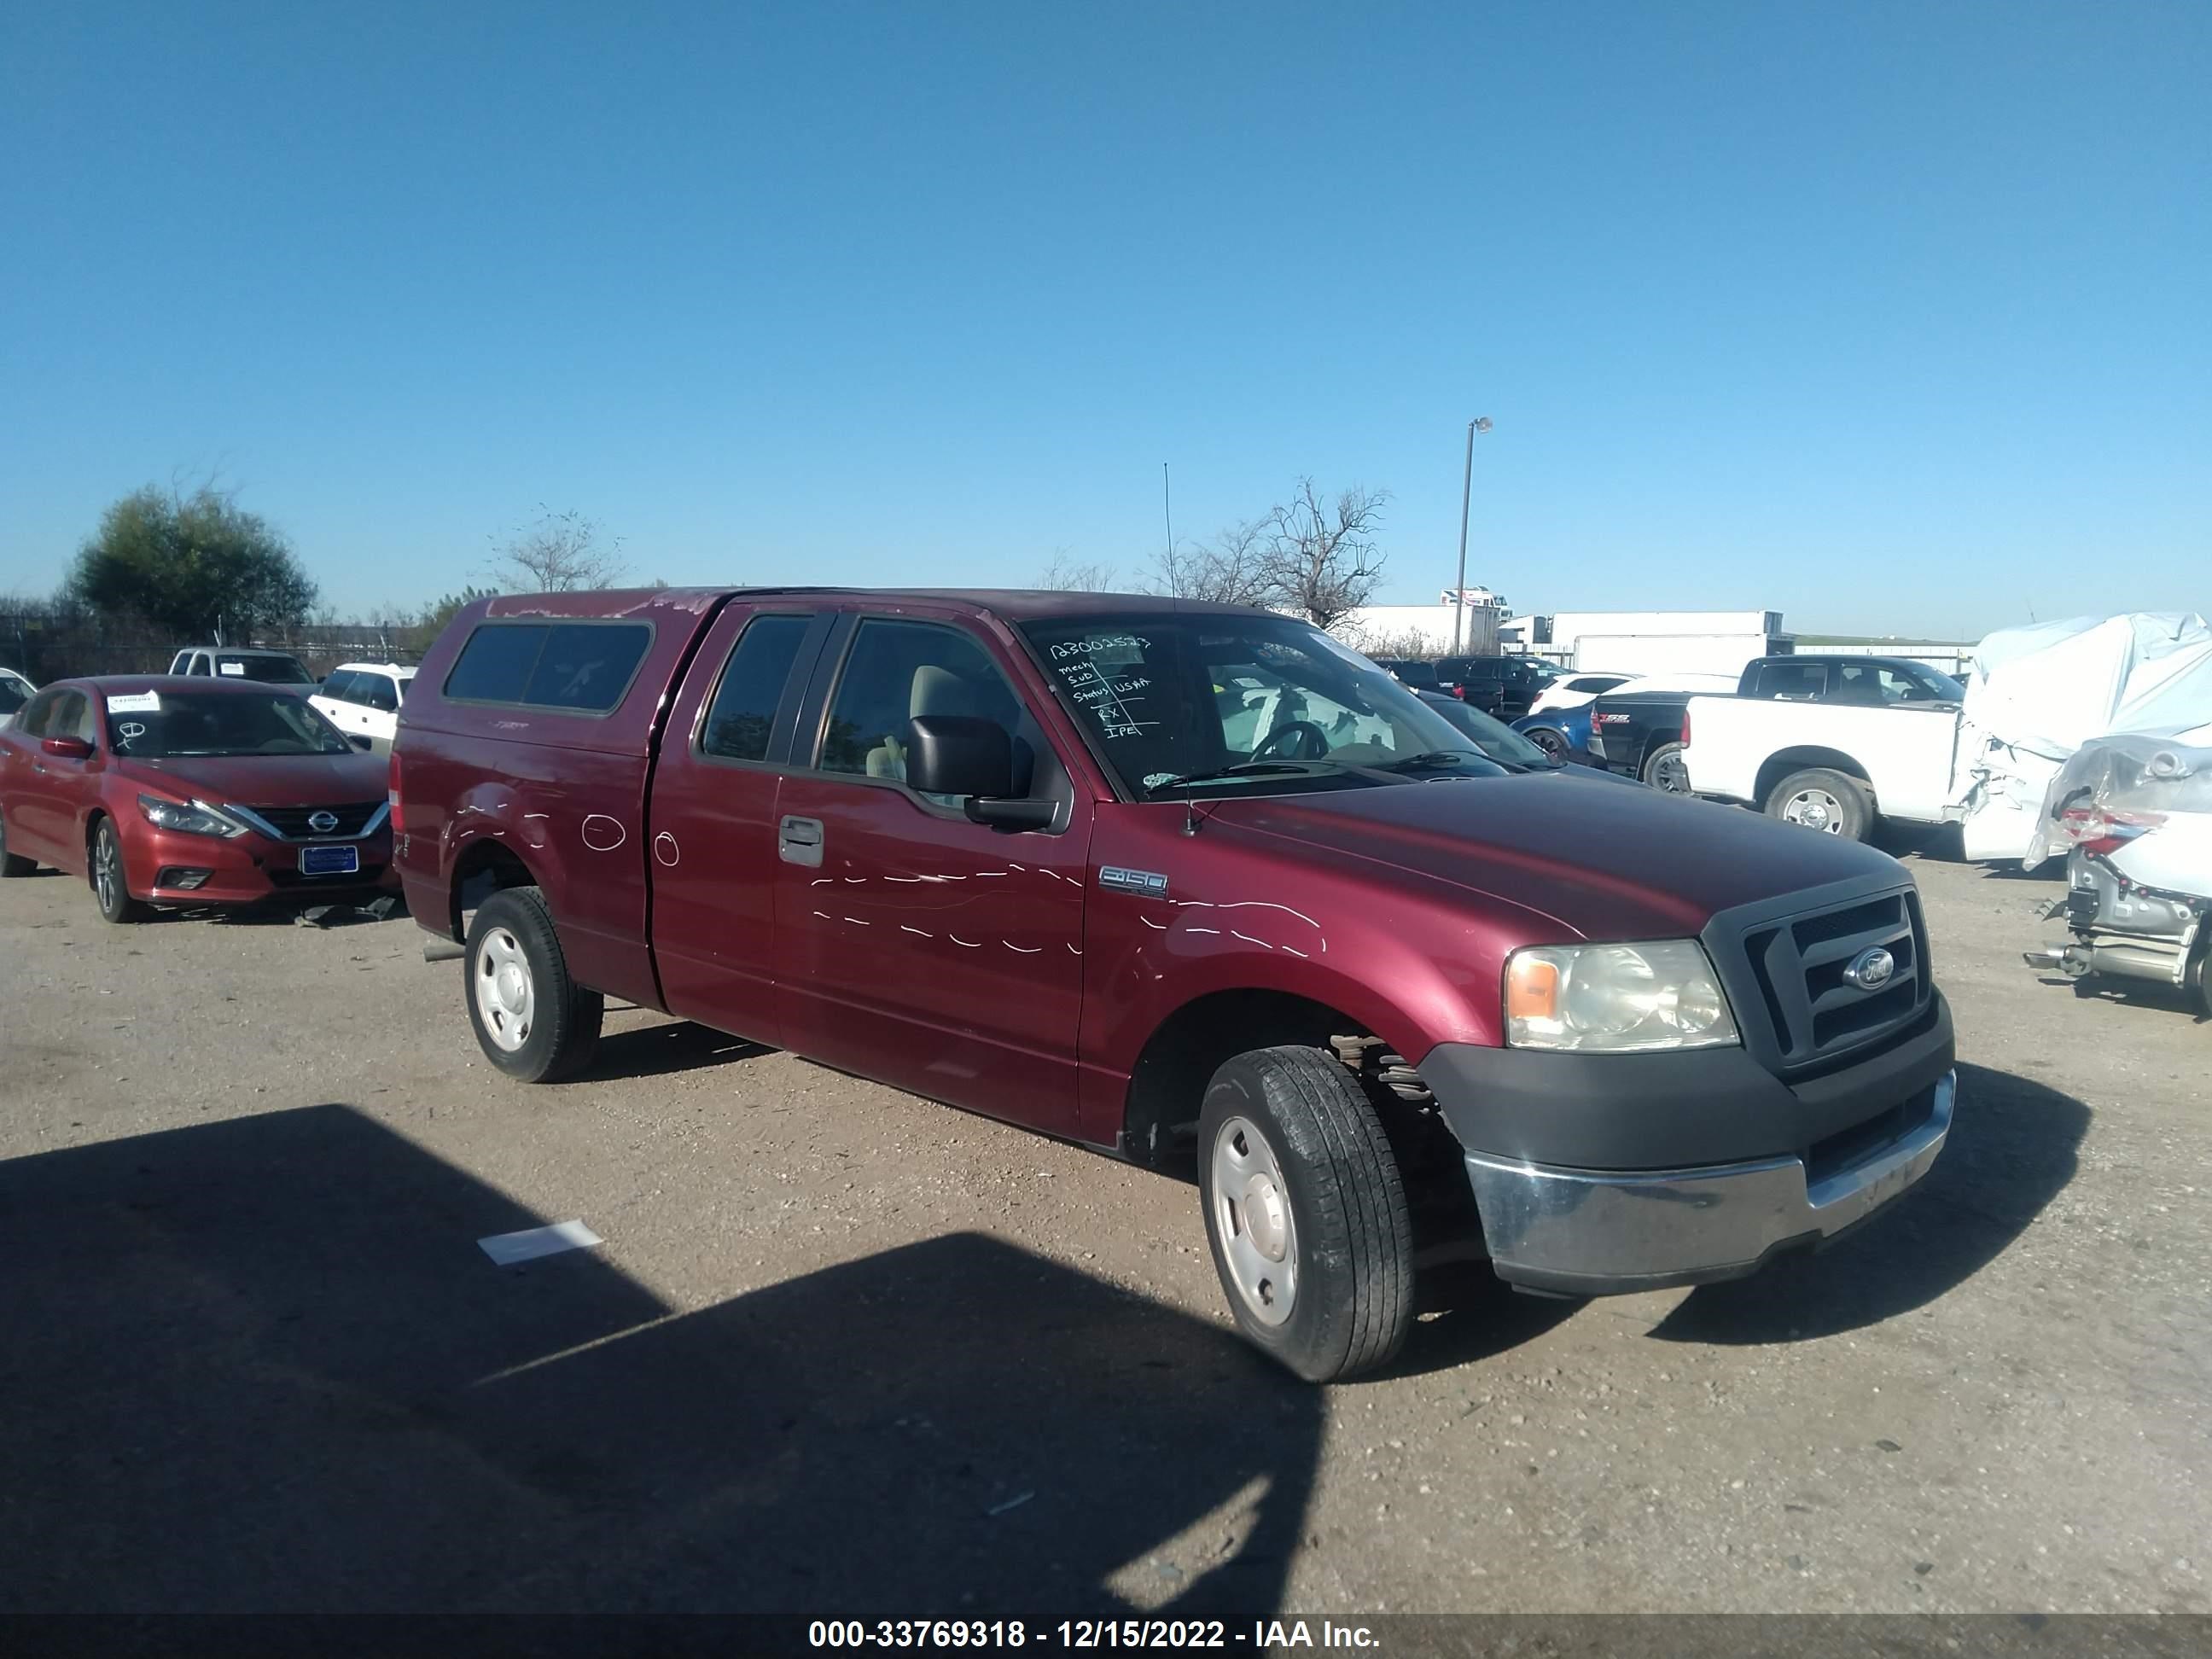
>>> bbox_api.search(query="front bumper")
[1462,1069,1953,1296]
[124,822,398,907]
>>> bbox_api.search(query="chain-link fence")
[0,614,431,686]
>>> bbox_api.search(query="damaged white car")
[1951,612,2212,863]
[2023,734,2212,1016]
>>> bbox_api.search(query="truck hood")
[1207,772,1906,940]
[116,752,388,806]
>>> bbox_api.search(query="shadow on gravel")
[1374,1261,1580,1381]
[0,1104,1318,1615]
[573,1018,773,1081]
[1649,1062,2087,1346]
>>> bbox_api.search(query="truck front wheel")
[464,885,604,1083]
[1765,767,1874,840]
[1198,1045,1414,1382]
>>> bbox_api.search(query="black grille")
[1715,886,1932,1074]
[247,801,383,839]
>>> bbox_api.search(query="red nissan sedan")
[0,676,397,923]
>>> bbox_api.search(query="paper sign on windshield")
[107,691,162,713]
[218,661,247,676]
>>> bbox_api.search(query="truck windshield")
[106,691,354,758]
[1020,613,1504,799]
[216,654,315,684]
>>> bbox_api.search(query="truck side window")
[445,625,549,702]
[521,623,652,711]
[701,614,812,761]
[1756,662,1826,699]
[357,674,399,713]
[818,620,1022,786]
[321,671,360,704]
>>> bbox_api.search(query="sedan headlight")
[137,794,247,840]
[1505,940,1739,1053]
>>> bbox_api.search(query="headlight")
[137,794,247,839]
[1505,940,1740,1053]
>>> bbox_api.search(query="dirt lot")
[1,849,2206,1616]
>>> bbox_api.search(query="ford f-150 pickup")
[393,590,1957,1381]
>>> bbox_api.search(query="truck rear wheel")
[1765,767,1873,840]
[1643,741,1691,793]
[1198,1045,1413,1383]
[464,885,604,1083]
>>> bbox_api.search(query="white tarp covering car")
[1951,613,2212,862]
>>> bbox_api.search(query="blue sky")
[2,2,2205,637]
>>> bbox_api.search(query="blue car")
[1511,702,1599,765]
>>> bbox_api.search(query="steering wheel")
[1249,720,1331,762]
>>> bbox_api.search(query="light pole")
[1452,416,1494,654]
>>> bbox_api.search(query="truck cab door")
[646,606,834,1046]
[771,611,1091,1138]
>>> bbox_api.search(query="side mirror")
[906,714,1015,798]
[348,734,374,751]
[905,714,1055,831]
[42,736,92,761]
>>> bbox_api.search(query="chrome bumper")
[1462,1069,1954,1295]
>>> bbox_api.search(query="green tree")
[417,585,498,636]
[67,486,317,642]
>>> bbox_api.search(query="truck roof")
[474,586,1275,625]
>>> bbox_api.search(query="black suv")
[1435,655,1552,718]
[1371,658,1440,690]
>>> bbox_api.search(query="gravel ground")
[0,848,2206,1616]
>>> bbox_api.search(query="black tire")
[1524,726,1569,763]
[0,806,34,876]
[91,818,148,923]
[1764,766,1874,841]
[1642,740,1692,793]
[1197,1045,1414,1383]
[463,885,604,1083]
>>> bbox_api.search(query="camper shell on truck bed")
[393,587,1956,1382]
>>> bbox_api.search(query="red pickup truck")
[393,589,1956,1381]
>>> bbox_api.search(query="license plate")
[300,845,361,876]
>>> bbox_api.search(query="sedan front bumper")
[1462,1068,1953,1295]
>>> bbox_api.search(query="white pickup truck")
[1681,656,1966,841]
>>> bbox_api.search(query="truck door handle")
[777,815,824,868]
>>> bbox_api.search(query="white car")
[311,661,416,745]
[0,667,35,730]
[1526,670,1639,717]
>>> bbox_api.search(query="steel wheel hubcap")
[1784,789,1842,832]
[474,927,536,1051]
[1212,1115,1298,1327]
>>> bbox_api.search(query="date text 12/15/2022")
[806,1619,1381,1649]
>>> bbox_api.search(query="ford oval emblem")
[308,810,340,835]
[1843,946,1896,992]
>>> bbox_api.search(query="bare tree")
[1149,518,1272,606]
[487,506,626,592]
[1254,479,1388,630]
[1151,480,1388,627]
[1037,549,1121,591]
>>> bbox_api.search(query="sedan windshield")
[107,691,353,758]
[1020,612,1505,799]
[0,679,27,715]
[1419,693,1557,768]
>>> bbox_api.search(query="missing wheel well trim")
[1121,991,1439,1173]
[449,841,539,940]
